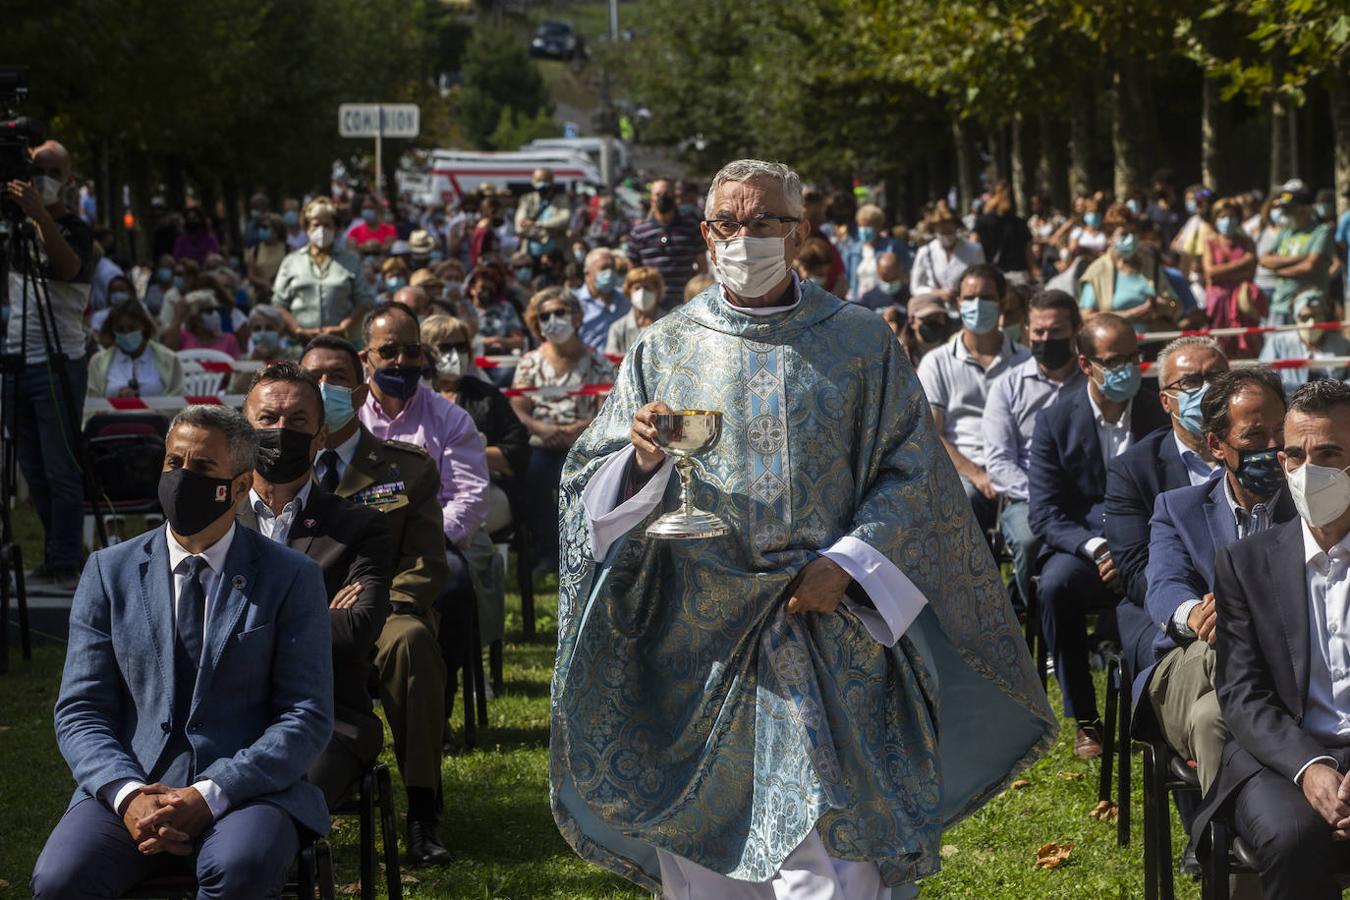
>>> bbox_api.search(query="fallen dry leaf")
[1089,800,1119,822]
[329,818,347,831]
[338,883,360,896]
[1034,842,1074,869]
[1057,771,1084,782]
[996,777,1032,798]
[0,880,9,891]
[940,844,959,858]
[401,872,420,885]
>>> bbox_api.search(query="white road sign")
[339,104,420,139]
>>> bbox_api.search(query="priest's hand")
[631,401,674,475]
[786,558,852,615]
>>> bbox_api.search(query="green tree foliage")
[457,27,553,150]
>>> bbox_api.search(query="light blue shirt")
[575,283,630,353]
[981,354,1082,501]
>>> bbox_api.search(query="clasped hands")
[630,401,852,615]
[121,784,213,855]
[1301,764,1350,841]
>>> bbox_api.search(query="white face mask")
[36,175,63,206]
[712,236,788,299]
[1288,460,1350,528]
[630,287,659,314]
[308,225,333,249]
[540,315,575,344]
[434,350,467,378]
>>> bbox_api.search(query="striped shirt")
[625,215,705,306]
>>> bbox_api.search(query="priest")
[550,159,1056,898]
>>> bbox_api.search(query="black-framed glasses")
[1162,370,1223,393]
[435,341,471,356]
[703,214,801,240]
[371,342,425,361]
[1087,352,1141,370]
[540,310,571,323]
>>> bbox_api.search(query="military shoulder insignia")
[351,481,407,505]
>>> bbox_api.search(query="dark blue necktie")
[176,556,208,670]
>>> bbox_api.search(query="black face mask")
[1031,337,1075,371]
[917,321,947,344]
[655,194,676,214]
[158,467,239,537]
[255,427,316,485]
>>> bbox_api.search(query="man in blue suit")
[1029,313,1168,757]
[1142,367,1293,793]
[1104,336,1228,678]
[32,405,334,899]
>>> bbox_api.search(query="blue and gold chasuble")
[551,282,1056,890]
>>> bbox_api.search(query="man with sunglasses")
[1105,336,1229,681]
[1028,313,1169,758]
[356,301,489,864]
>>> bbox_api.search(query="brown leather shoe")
[1074,726,1104,759]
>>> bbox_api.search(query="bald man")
[393,285,431,320]
[575,247,629,351]
[4,140,95,589]
[1028,313,1169,758]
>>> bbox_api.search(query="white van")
[417,149,602,208]
[523,137,628,184]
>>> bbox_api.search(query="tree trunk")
[1068,82,1093,201]
[1011,114,1030,215]
[1269,95,1288,190]
[951,117,976,213]
[221,175,243,257]
[1201,74,1226,192]
[1329,70,1350,216]
[1039,111,1069,211]
[1111,63,1145,199]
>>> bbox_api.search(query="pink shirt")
[359,384,490,547]
[179,330,241,359]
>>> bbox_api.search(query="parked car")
[530,20,584,61]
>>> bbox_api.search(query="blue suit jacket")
[1028,382,1169,558]
[1132,476,1297,710]
[53,525,334,835]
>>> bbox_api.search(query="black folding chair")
[120,835,334,899]
[1141,738,1201,900]
[332,762,402,900]
[490,483,535,639]
[1098,651,1133,848]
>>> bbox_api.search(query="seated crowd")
[14,140,1350,899]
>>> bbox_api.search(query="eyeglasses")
[435,341,471,356]
[703,214,801,240]
[540,310,570,322]
[1087,352,1141,369]
[371,342,425,361]
[1162,371,1223,393]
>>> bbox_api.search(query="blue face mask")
[362,208,378,224]
[1172,383,1207,437]
[1125,199,1140,215]
[959,298,1000,335]
[172,275,186,290]
[371,365,423,400]
[1271,209,1285,227]
[1084,212,1102,228]
[1094,361,1142,403]
[515,267,533,283]
[1185,198,1198,214]
[156,266,173,284]
[1216,216,1236,237]
[283,210,300,227]
[594,268,618,295]
[857,226,876,243]
[429,250,444,262]
[257,228,273,242]
[114,330,145,354]
[1114,233,1138,258]
[1231,446,1285,499]
[880,279,902,296]
[108,291,131,306]
[384,277,405,292]
[251,329,279,350]
[320,382,356,430]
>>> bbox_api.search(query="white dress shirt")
[249,480,314,544]
[1296,521,1350,784]
[1173,431,1219,487]
[105,348,164,397]
[100,524,237,819]
[1081,391,1134,560]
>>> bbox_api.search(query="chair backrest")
[176,348,236,396]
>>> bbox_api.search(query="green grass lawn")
[0,574,1196,899]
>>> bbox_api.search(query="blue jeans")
[4,356,89,570]
[999,499,1041,610]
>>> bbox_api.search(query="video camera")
[0,67,45,222]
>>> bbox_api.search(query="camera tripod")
[0,216,109,674]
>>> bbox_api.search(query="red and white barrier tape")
[179,354,625,373]
[1142,357,1350,376]
[1139,320,1350,343]
[83,383,616,413]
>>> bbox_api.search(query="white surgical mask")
[630,287,659,314]
[434,350,467,378]
[36,175,63,206]
[308,225,333,249]
[540,315,575,343]
[1287,460,1350,528]
[712,236,787,298]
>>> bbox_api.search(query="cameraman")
[4,140,93,590]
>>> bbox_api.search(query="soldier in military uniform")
[300,336,455,868]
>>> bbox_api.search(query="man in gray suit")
[32,405,334,899]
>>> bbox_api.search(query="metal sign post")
[339,103,421,202]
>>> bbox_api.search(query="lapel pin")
[232,575,246,590]
[304,518,317,528]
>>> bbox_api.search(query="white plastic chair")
[176,347,236,396]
